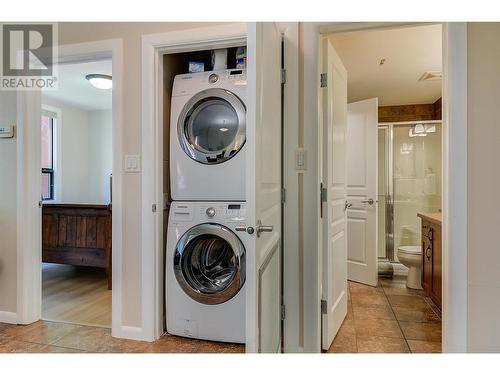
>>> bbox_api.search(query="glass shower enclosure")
[378,121,442,264]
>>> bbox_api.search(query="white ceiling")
[329,24,442,106]
[43,59,112,111]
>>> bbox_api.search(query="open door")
[244,22,282,353]
[321,37,348,351]
[346,98,379,286]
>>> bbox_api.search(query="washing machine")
[170,69,247,201]
[166,201,246,343]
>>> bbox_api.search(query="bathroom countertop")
[417,212,442,226]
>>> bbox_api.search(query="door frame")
[141,23,247,342]
[302,22,467,352]
[15,39,126,338]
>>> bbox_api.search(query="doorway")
[15,39,125,339]
[320,23,444,353]
[40,59,113,327]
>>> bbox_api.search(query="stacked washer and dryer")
[166,68,247,343]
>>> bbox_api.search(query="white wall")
[42,98,112,204]
[0,92,17,316]
[467,22,500,353]
[88,110,113,204]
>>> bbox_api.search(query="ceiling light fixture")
[86,74,112,90]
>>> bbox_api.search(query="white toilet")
[397,246,423,289]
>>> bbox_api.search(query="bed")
[42,203,112,289]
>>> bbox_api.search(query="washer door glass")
[178,88,246,164]
[174,223,246,305]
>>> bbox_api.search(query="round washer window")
[185,98,240,153]
[178,88,246,165]
[174,223,245,305]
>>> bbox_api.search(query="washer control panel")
[198,203,246,222]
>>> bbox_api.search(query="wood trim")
[378,99,442,123]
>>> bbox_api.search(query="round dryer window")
[174,223,246,305]
[178,88,246,164]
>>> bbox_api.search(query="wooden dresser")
[418,212,442,309]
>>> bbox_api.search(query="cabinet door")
[422,221,433,292]
[431,224,442,308]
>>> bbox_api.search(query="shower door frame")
[378,120,442,263]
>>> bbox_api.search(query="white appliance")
[170,69,247,201]
[166,201,246,343]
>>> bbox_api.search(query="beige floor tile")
[387,295,429,309]
[351,293,389,308]
[354,318,403,339]
[353,305,396,321]
[349,283,383,295]
[13,320,81,345]
[43,345,88,353]
[399,322,442,342]
[382,287,426,297]
[356,336,410,353]
[327,333,357,353]
[50,325,113,352]
[0,338,49,353]
[392,305,441,323]
[146,335,205,353]
[407,339,442,353]
[108,338,154,353]
[194,341,245,353]
[380,277,407,288]
[338,318,356,336]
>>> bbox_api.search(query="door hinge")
[281,304,286,320]
[281,188,286,204]
[281,68,287,84]
[320,73,327,88]
[321,299,327,314]
[321,185,328,202]
[152,204,157,213]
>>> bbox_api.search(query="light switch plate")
[0,125,14,138]
[295,148,307,171]
[124,154,141,173]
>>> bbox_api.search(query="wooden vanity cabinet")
[420,215,442,309]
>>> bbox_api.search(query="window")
[41,114,55,200]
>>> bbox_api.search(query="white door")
[244,22,282,353]
[321,37,348,351]
[346,98,379,286]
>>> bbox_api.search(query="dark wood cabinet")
[419,213,442,309]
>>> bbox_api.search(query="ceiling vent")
[418,71,442,82]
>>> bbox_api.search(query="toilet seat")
[398,245,422,255]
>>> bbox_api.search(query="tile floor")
[327,276,442,353]
[0,276,440,354]
[0,320,244,353]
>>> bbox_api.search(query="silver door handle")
[345,201,353,210]
[361,198,375,205]
[256,220,273,237]
[235,225,255,235]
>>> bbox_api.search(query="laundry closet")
[162,45,249,343]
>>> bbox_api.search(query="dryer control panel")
[170,201,246,226]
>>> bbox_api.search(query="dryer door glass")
[174,223,246,305]
[178,88,246,164]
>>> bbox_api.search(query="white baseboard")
[112,325,149,341]
[0,311,18,324]
[392,262,409,276]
